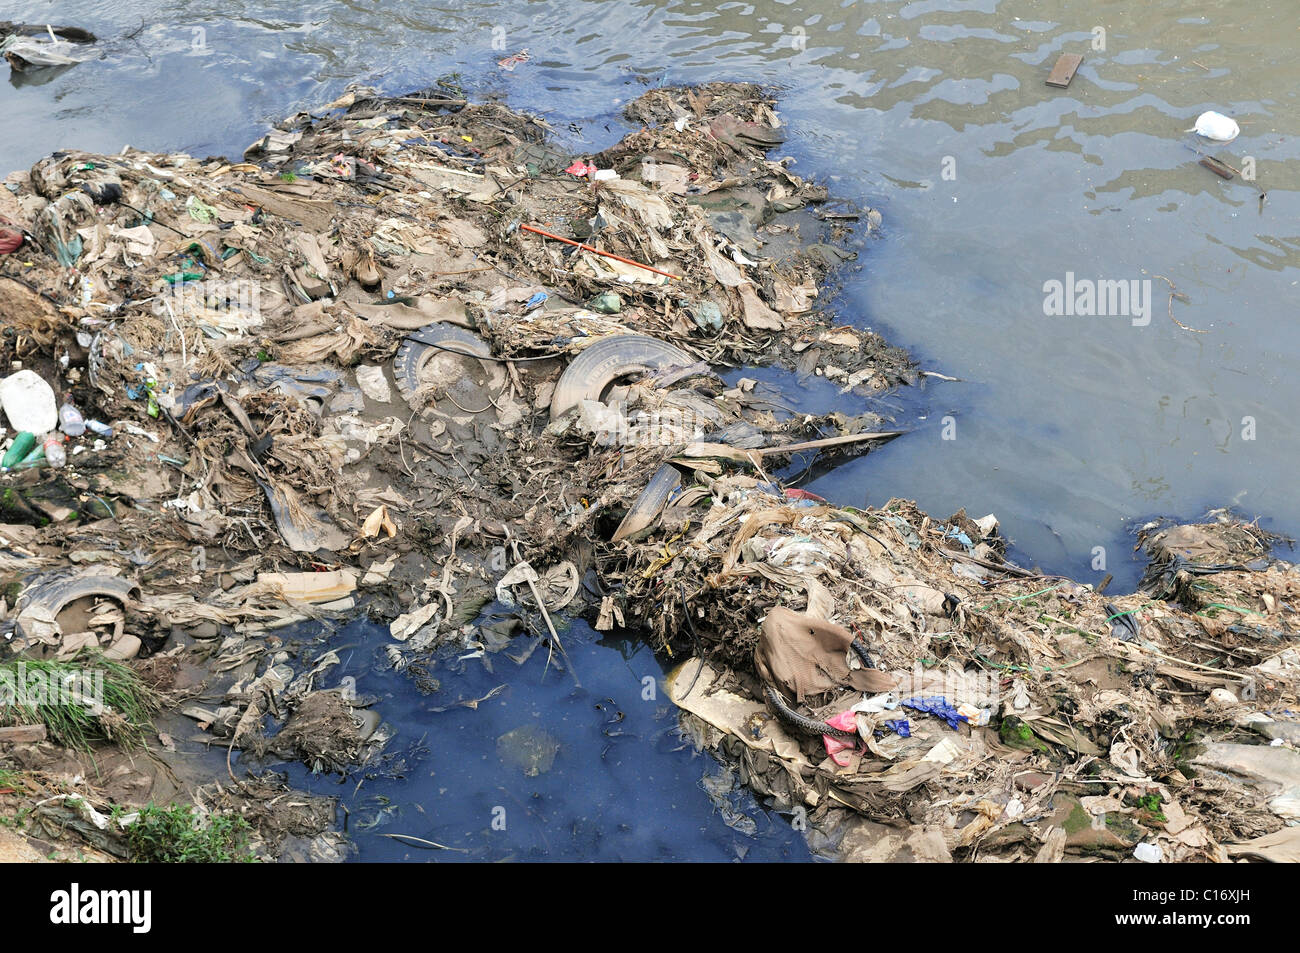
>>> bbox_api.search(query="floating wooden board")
[677,430,905,469]
[1199,156,1235,179]
[1046,53,1083,88]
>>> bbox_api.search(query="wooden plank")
[1046,53,1083,88]
[1199,156,1235,179]
[679,430,905,469]
[758,431,904,457]
[0,724,47,743]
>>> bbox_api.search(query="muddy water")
[6,0,1298,855]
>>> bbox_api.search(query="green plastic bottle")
[1,431,37,468]
[18,442,45,465]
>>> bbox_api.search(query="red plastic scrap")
[564,159,596,177]
[784,488,826,502]
[498,49,531,71]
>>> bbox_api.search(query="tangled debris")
[1,79,1295,862]
[658,498,1299,861]
[0,23,97,74]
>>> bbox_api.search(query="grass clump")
[0,652,158,750]
[1134,792,1167,822]
[122,804,256,863]
[0,767,27,791]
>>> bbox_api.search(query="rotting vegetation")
[0,79,1296,862]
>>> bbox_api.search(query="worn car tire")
[549,334,693,420]
[392,323,494,404]
[14,571,141,650]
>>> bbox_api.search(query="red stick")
[519,223,681,280]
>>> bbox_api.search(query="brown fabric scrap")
[756,606,897,701]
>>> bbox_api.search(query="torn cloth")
[755,606,896,702]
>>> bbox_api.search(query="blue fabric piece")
[901,695,965,730]
[883,719,911,738]
[944,527,974,550]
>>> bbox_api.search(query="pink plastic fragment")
[823,710,860,766]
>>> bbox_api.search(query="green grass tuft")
[0,652,158,751]
[121,804,256,863]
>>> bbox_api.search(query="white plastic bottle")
[59,398,86,437]
[42,433,66,468]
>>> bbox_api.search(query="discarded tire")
[520,560,581,611]
[764,686,858,740]
[549,334,693,420]
[14,570,141,653]
[849,637,875,669]
[392,322,494,405]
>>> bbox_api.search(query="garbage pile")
[646,490,1300,861]
[0,79,910,566]
[1,78,1294,862]
[0,22,97,73]
[0,79,918,856]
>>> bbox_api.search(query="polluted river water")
[280,614,814,861]
[3,0,1297,860]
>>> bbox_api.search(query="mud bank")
[0,82,1295,862]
